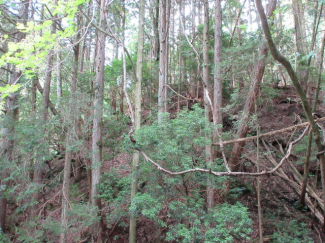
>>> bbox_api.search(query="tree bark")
[129,0,145,242]
[119,0,126,115]
[57,51,62,102]
[213,0,223,129]
[201,0,214,210]
[91,0,107,241]
[149,0,160,61]
[291,0,308,90]
[158,0,170,122]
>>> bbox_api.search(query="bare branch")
[138,124,309,177]
[213,117,325,146]
[166,84,194,101]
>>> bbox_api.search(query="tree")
[32,1,58,218]
[129,0,145,242]
[229,0,277,172]
[91,0,108,241]
[202,0,214,209]
[59,11,82,243]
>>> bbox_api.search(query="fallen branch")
[262,139,324,224]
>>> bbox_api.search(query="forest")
[1,0,325,242]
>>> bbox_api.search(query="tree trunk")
[229,0,276,172]
[202,0,214,210]
[119,0,126,115]
[91,1,107,241]
[158,0,170,122]
[213,0,223,129]
[59,14,81,243]
[149,0,160,61]
[292,0,308,90]
[129,1,145,242]
[32,3,57,218]
[57,51,62,102]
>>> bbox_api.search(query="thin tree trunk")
[158,0,170,122]
[206,0,223,209]
[292,0,308,91]
[91,1,107,241]
[256,124,263,243]
[32,2,57,218]
[129,0,145,242]
[213,0,223,129]
[119,0,126,115]
[57,51,62,102]
[300,23,325,204]
[202,0,214,210]
[59,15,81,243]
[149,0,160,61]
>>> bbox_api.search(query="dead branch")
[166,84,194,101]
[262,139,324,224]
[212,117,325,146]
[138,125,309,177]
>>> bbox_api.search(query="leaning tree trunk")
[256,0,325,228]
[129,0,145,242]
[229,0,276,172]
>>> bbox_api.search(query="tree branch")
[138,124,309,177]
[213,117,325,146]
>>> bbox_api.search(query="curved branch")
[138,125,309,177]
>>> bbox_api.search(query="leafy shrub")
[166,201,252,243]
[99,169,131,228]
[270,220,313,243]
